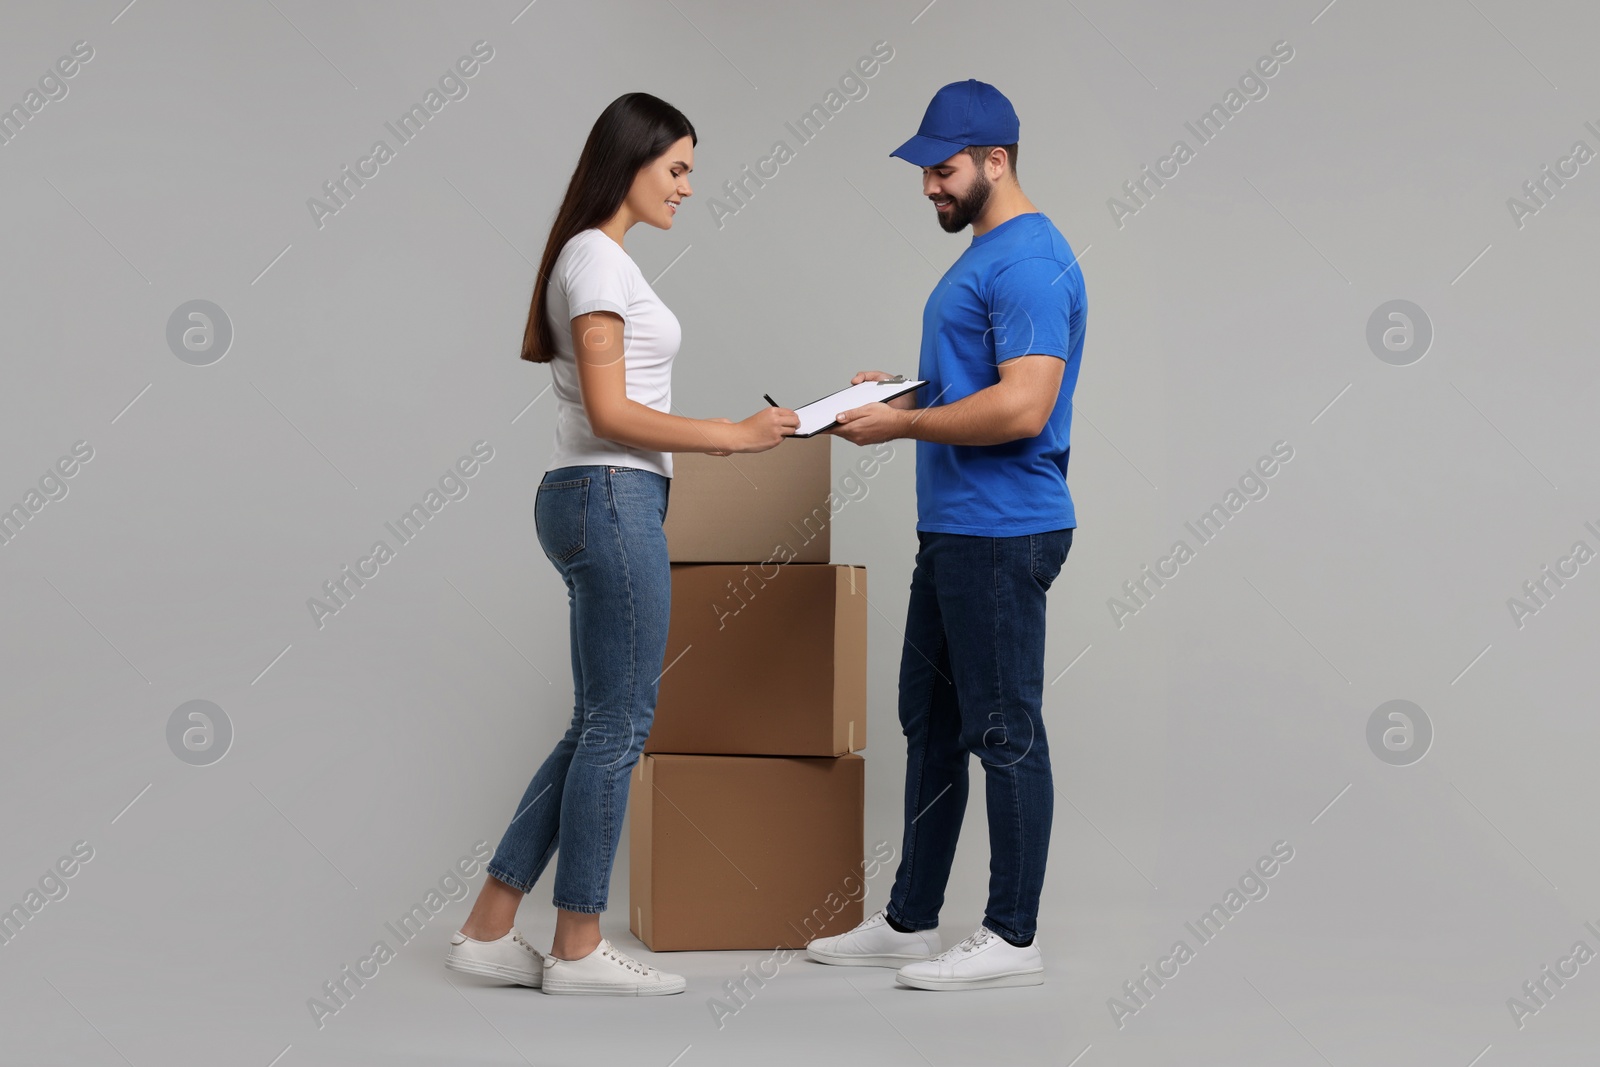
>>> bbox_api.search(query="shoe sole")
[445,954,543,988]
[806,947,933,968]
[895,969,1044,991]
[541,980,686,996]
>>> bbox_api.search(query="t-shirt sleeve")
[559,236,633,321]
[986,257,1077,362]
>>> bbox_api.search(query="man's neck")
[972,184,1038,237]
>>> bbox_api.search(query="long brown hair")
[520,93,697,363]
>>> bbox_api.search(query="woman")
[445,93,799,996]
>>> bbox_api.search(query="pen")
[763,393,779,407]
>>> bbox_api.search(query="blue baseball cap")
[890,79,1020,167]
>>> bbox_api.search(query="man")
[809,79,1087,991]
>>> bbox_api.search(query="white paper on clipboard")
[787,378,926,437]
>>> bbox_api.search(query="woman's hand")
[731,406,800,452]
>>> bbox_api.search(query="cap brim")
[889,134,968,167]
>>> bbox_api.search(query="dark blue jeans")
[486,465,672,913]
[885,527,1074,943]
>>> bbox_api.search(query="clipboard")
[784,376,927,438]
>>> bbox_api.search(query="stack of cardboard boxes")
[629,437,869,951]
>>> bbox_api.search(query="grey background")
[2,0,1597,1064]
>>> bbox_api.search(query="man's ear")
[992,147,1017,180]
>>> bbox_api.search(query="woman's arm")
[573,311,798,454]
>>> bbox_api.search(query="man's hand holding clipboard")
[826,371,924,446]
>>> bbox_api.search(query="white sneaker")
[894,925,1044,990]
[445,927,544,988]
[541,937,686,996]
[806,909,940,968]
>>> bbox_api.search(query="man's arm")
[832,355,1064,446]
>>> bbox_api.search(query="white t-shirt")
[543,228,680,479]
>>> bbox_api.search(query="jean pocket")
[536,478,589,562]
[1030,529,1073,590]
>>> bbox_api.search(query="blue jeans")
[485,465,672,913]
[885,527,1074,943]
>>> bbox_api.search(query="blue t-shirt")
[914,212,1086,536]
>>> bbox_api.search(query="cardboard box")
[664,436,832,563]
[629,753,866,951]
[647,564,867,757]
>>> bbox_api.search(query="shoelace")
[857,910,886,932]
[602,945,654,976]
[841,910,888,945]
[511,931,540,958]
[932,928,995,962]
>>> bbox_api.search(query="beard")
[936,169,992,233]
